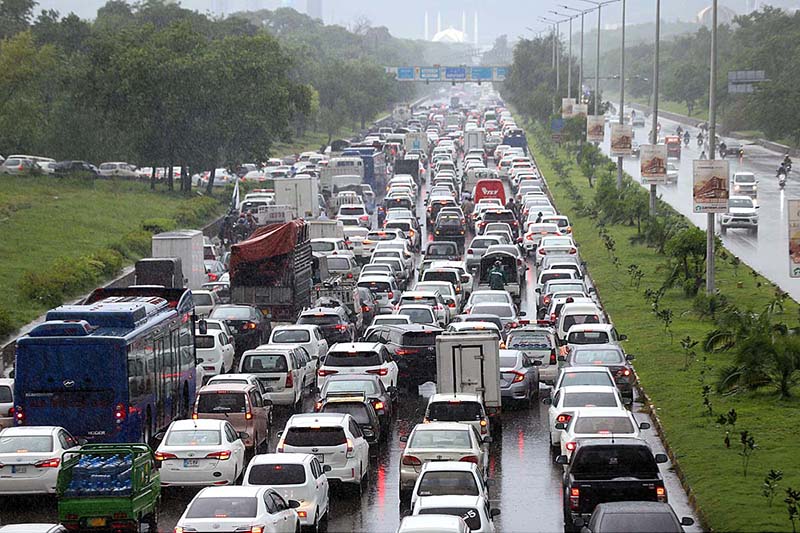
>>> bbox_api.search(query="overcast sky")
[36,0,788,45]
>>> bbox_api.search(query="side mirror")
[557,355,566,362]
[198,319,208,335]
[555,422,567,430]
[619,334,628,341]
[154,431,166,441]
[532,359,542,366]
[399,435,408,442]
[626,354,635,361]
[518,311,526,317]
[77,438,88,446]
[680,517,695,526]
[490,508,501,518]
[388,386,398,394]
[196,358,205,364]
[461,275,470,283]
[237,431,251,441]
[263,398,273,406]
[542,397,552,405]
[554,454,569,465]
[535,288,541,293]
[623,397,633,406]
[288,499,301,509]
[482,436,493,444]
[639,422,651,430]
[276,431,283,439]
[655,453,668,464]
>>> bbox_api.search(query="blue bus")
[14,287,197,444]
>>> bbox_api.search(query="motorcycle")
[683,135,690,147]
[780,173,787,190]
[697,136,704,147]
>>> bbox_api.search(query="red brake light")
[569,247,577,254]
[34,458,61,468]
[388,291,394,298]
[565,441,577,451]
[550,349,557,365]
[318,369,339,377]
[244,322,257,330]
[656,486,667,502]
[366,368,389,376]
[206,450,231,460]
[467,248,474,254]
[373,401,384,411]
[155,451,177,461]
[556,414,572,424]
[114,403,127,421]
[395,348,420,356]
[402,455,422,466]
[334,324,348,331]
[459,455,479,464]
[569,487,580,510]
[511,371,525,383]
[285,370,294,388]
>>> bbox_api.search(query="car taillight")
[359,215,370,221]
[346,438,355,458]
[402,455,422,466]
[34,458,61,468]
[114,403,126,422]
[362,305,371,312]
[511,371,525,383]
[448,302,456,308]
[565,441,577,452]
[479,418,488,434]
[244,322,257,330]
[388,291,394,299]
[395,348,420,356]
[569,247,577,254]
[334,324,348,331]
[366,368,389,376]
[569,487,580,510]
[506,322,518,329]
[618,368,632,377]
[318,369,339,377]
[285,371,294,388]
[539,249,547,255]
[155,451,177,461]
[543,296,551,305]
[550,313,556,323]
[347,272,353,279]
[467,248,474,254]
[373,401,384,412]
[656,486,667,502]
[208,273,218,281]
[459,455,479,464]
[550,349,557,365]
[206,450,231,460]
[249,526,266,533]
[556,414,572,424]
[525,234,533,240]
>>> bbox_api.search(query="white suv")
[243,453,330,531]
[277,413,370,490]
[317,342,398,391]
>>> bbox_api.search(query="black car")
[478,209,520,237]
[54,160,99,178]
[433,213,466,249]
[426,196,457,228]
[424,241,460,261]
[579,502,694,533]
[208,304,271,354]
[363,324,443,389]
[297,306,355,344]
[318,394,384,445]
[316,374,396,421]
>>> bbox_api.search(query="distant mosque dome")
[697,4,738,25]
[432,27,467,43]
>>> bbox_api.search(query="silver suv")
[720,195,758,234]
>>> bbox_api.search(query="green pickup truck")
[57,443,160,532]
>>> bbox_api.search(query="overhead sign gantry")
[385,66,509,83]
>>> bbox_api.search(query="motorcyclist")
[535,211,544,224]
[778,163,788,179]
[719,141,727,159]
[462,196,475,231]
[700,150,707,160]
[683,131,690,145]
[488,260,507,291]
[784,154,792,170]
[676,125,684,137]
[697,132,704,146]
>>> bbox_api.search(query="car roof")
[196,486,267,499]
[327,342,382,352]
[561,366,615,374]
[595,501,675,513]
[399,303,436,310]
[570,343,623,353]
[559,385,620,395]
[272,325,317,332]
[412,421,473,432]
[448,321,500,331]
[561,302,602,313]
[401,291,440,298]
[246,452,313,465]
[198,383,254,393]
[419,460,479,473]
[0,426,60,435]
[287,413,349,427]
[168,418,225,430]
[568,323,614,333]
[429,392,483,403]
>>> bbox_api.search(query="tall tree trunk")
[150,165,156,190]
[181,165,188,193]
[167,164,174,191]
[206,167,216,196]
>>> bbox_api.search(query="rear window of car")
[322,403,371,425]
[284,427,347,447]
[241,354,289,373]
[209,307,252,320]
[358,281,391,293]
[427,401,483,421]
[409,429,472,449]
[472,304,513,318]
[399,308,435,323]
[540,272,573,285]
[427,243,457,255]
[569,331,610,344]
[573,349,624,365]
[383,222,411,232]
[401,331,439,346]
[325,351,381,367]
[499,355,519,367]
[166,429,222,446]
[194,293,214,306]
[563,392,618,408]
[483,212,514,222]
[186,497,258,518]
[422,271,457,284]
[598,513,678,532]
[323,379,379,395]
[298,314,340,326]
[340,206,365,215]
[0,385,11,403]
[327,258,352,270]
[563,314,601,331]
[401,296,436,307]
[418,507,481,531]
[196,393,246,414]
[470,238,497,248]
[560,372,615,388]
[311,241,335,252]
[417,471,479,497]
[247,463,306,485]
[195,335,216,349]
[571,446,658,479]
[0,435,53,453]
[272,329,311,343]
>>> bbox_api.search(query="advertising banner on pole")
[610,124,633,156]
[693,159,729,213]
[788,199,800,278]
[573,103,588,117]
[586,115,605,142]
[640,144,668,184]
[551,118,565,143]
[562,98,576,118]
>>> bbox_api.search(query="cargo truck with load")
[503,128,529,156]
[320,156,364,195]
[404,131,429,156]
[57,443,160,532]
[394,157,421,185]
[134,257,184,288]
[230,220,313,321]
[341,147,387,192]
[435,333,503,431]
[151,230,205,289]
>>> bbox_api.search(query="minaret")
[437,12,442,34]
[473,11,479,46]
[424,11,429,40]
[462,10,467,35]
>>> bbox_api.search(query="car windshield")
[427,401,483,421]
[311,241,335,252]
[417,471,479,497]
[408,429,472,449]
[241,354,288,373]
[197,393,246,414]
[560,372,615,388]
[323,380,379,395]
[573,415,634,434]
[284,427,347,447]
[165,429,222,446]
[327,258,352,270]
[563,392,618,408]
[472,293,509,305]
[729,198,753,208]
[247,464,306,485]
[186,497,258,518]
[571,446,658,480]
[322,403,371,425]
[209,307,252,320]
[735,174,756,183]
[325,351,381,367]
[472,304,513,318]
[272,330,311,343]
[0,436,53,453]
[418,508,481,531]
[195,335,215,349]
[569,331,610,344]
[399,308,435,323]
[573,349,625,365]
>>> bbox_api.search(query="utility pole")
[706,0,718,294]
[578,0,620,115]
[616,0,626,190]
[562,6,591,102]
[551,11,575,99]
[649,0,661,216]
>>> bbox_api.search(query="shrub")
[141,218,176,234]
[121,230,152,258]
[174,196,221,227]
[0,307,13,338]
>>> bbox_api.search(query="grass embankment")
[530,131,800,532]
[0,177,224,337]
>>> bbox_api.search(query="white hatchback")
[0,426,81,495]
[317,342,398,391]
[195,329,236,376]
[545,385,627,448]
[268,325,329,365]
[243,453,330,530]
[410,461,489,509]
[558,407,650,460]
[412,495,500,533]
[155,419,247,487]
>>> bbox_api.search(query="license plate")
[88,518,107,528]
[183,459,200,467]
[314,454,325,464]
[12,466,26,474]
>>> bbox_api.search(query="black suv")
[364,324,443,389]
[297,306,355,344]
[433,213,466,249]
[478,209,520,237]
[426,196,457,229]
[208,304,271,354]
[317,394,384,445]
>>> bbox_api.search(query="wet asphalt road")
[602,110,800,300]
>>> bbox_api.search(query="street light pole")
[706,0,718,294]
[541,16,569,107]
[649,0,660,216]
[551,11,575,99]
[578,0,619,115]
[562,5,591,103]
[616,0,626,189]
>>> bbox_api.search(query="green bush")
[141,218,176,233]
[0,307,13,338]
[174,196,221,227]
[121,230,152,258]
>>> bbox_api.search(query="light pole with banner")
[560,5,593,103]
[706,0,719,294]
[577,0,619,115]
[550,10,577,100]
[649,0,661,215]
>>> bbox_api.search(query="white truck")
[272,176,319,219]
[465,128,485,153]
[435,332,502,430]
[151,229,205,289]
[404,131,429,155]
[320,157,364,194]
[307,220,345,240]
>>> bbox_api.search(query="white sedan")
[0,426,81,495]
[558,407,650,459]
[155,419,247,487]
[545,385,627,448]
[175,486,301,533]
[535,236,578,265]
[463,290,515,314]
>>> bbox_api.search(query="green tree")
[0,0,37,39]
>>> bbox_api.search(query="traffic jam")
[0,88,697,533]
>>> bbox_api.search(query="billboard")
[573,103,588,118]
[445,67,467,81]
[419,67,441,80]
[586,115,605,142]
[470,67,493,81]
[640,144,668,184]
[551,118,565,143]
[495,67,509,81]
[693,159,729,213]
[562,98,576,118]
[789,199,800,278]
[396,67,415,80]
[610,124,633,156]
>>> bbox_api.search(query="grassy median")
[529,128,800,532]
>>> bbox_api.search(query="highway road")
[600,110,800,300]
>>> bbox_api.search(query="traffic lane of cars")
[611,114,800,301]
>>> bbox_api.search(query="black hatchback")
[433,214,466,248]
[363,324,443,389]
[297,307,355,344]
[208,304,271,354]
